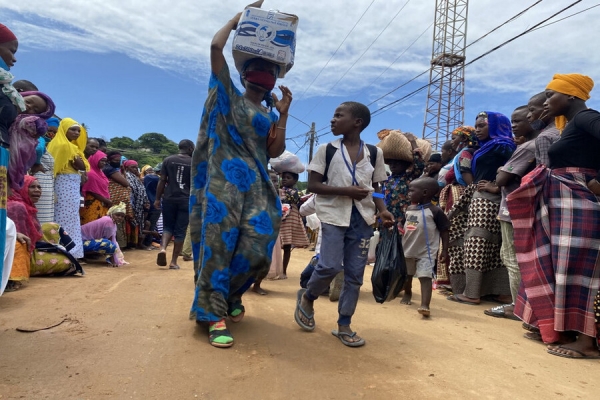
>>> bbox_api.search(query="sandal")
[208,319,233,348]
[417,307,431,317]
[228,303,245,323]
[294,289,315,331]
[483,304,520,321]
[523,331,543,342]
[331,330,365,347]
[522,323,540,333]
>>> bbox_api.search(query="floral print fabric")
[382,153,424,224]
[190,64,281,322]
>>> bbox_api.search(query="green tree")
[109,136,135,149]
[138,133,174,154]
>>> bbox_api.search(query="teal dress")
[190,64,282,322]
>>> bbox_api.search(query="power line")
[357,21,433,102]
[299,0,413,121]
[288,113,311,128]
[291,0,376,107]
[370,0,584,116]
[369,0,543,107]
[309,0,591,142]
[466,0,543,49]
[530,2,600,31]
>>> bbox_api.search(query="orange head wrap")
[545,73,594,131]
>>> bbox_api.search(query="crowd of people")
[0,23,196,294]
[2,0,600,359]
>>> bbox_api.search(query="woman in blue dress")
[190,1,292,348]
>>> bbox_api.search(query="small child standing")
[402,177,450,317]
[279,171,310,278]
[379,131,425,305]
[294,101,394,347]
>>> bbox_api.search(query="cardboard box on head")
[232,7,298,78]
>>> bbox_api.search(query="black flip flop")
[447,294,480,306]
[157,252,167,266]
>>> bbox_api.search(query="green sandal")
[208,319,234,348]
[228,303,245,323]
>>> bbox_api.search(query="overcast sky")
[3,0,599,169]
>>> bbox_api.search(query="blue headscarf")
[471,111,516,177]
[47,117,59,127]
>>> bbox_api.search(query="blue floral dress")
[190,63,281,322]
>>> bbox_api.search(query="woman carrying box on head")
[189,0,293,348]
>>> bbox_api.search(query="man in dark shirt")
[154,139,194,269]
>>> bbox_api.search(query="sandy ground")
[0,247,598,400]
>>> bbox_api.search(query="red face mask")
[244,70,276,91]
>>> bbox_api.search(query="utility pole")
[308,122,316,163]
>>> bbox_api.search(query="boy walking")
[402,177,450,317]
[294,101,394,347]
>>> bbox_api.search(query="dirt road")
[0,248,597,399]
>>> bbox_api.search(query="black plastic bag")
[371,226,407,303]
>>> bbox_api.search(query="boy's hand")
[272,85,292,115]
[441,249,450,267]
[344,186,370,200]
[378,210,395,228]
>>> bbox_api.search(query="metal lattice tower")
[422,0,469,149]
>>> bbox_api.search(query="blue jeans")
[305,206,373,326]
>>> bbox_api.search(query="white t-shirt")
[307,139,388,227]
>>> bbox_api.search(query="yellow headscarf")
[140,165,153,178]
[545,73,594,131]
[47,117,90,176]
[108,202,127,215]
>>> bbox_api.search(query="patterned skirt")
[33,152,55,224]
[83,239,118,264]
[508,166,600,343]
[31,222,83,277]
[54,174,84,259]
[80,194,108,225]
[436,184,465,285]
[108,181,135,248]
[462,191,509,299]
[280,205,309,248]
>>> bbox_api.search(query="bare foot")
[252,286,267,295]
[400,292,412,305]
[169,265,180,270]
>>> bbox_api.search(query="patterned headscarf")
[451,125,477,150]
[108,202,127,215]
[47,117,90,176]
[471,111,516,177]
[545,73,595,131]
